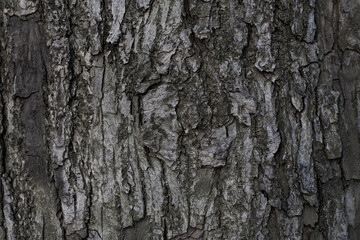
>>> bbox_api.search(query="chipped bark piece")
[229,91,256,127]
[199,126,235,167]
[141,84,182,167]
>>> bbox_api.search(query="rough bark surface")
[0,0,360,239]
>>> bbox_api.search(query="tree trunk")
[0,0,359,239]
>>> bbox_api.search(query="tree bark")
[0,0,360,239]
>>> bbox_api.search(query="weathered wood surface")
[0,0,360,239]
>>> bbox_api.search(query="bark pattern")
[0,0,360,239]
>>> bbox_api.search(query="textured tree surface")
[0,0,360,239]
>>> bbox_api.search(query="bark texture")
[0,0,360,239]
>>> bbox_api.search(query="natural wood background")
[0,0,359,239]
